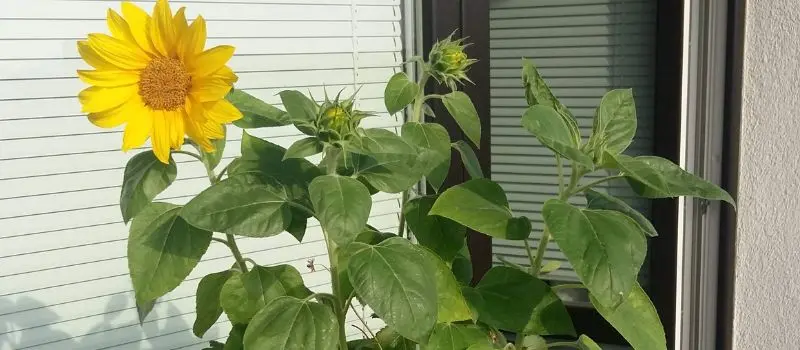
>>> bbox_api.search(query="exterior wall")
[734,0,800,348]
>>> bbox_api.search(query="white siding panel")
[0,0,404,348]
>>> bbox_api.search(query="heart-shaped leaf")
[404,196,466,262]
[120,151,177,223]
[284,137,324,160]
[522,59,581,145]
[279,90,319,124]
[310,175,372,245]
[227,89,290,128]
[585,189,657,237]
[243,297,338,350]
[442,91,481,147]
[586,89,637,155]
[451,140,484,179]
[424,323,492,350]
[193,270,234,337]
[542,199,647,308]
[418,248,472,323]
[591,284,666,350]
[430,179,531,240]
[220,264,311,324]
[402,122,451,181]
[128,202,212,303]
[385,72,419,114]
[521,105,593,168]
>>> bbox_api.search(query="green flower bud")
[317,90,372,139]
[428,34,476,90]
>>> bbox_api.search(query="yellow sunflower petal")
[77,41,117,70]
[178,15,206,61]
[107,9,146,56]
[79,84,138,113]
[87,102,129,128]
[87,34,149,70]
[168,110,186,149]
[204,99,243,124]
[149,0,178,57]
[190,77,233,102]
[77,69,140,87]
[203,120,226,139]
[122,101,153,151]
[210,66,238,85]
[121,2,156,55]
[150,110,173,162]
[174,7,188,39]
[184,105,215,152]
[190,45,235,77]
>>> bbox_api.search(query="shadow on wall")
[0,294,216,350]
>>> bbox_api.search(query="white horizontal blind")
[0,0,403,349]
[489,0,656,283]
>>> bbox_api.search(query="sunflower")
[77,0,242,163]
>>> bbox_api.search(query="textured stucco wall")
[734,1,800,348]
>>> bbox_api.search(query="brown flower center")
[138,57,191,111]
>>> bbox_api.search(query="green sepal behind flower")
[428,33,477,90]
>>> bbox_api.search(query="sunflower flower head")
[428,34,476,90]
[317,90,371,140]
[77,0,243,163]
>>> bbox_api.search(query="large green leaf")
[472,266,574,335]
[232,132,322,208]
[419,248,472,323]
[120,151,177,223]
[136,299,156,325]
[591,284,666,350]
[128,202,212,303]
[219,264,311,324]
[286,208,309,242]
[309,175,372,246]
[542,199,647,308]
[609,154,735,205]
[451,141,484,179]
[442,91,481,147]
[348,128,421,193]
[227,89,290,128]
[243,297,338,350]
[402,122,451,181]
[181,175,291,237]
[404,196,466,262]
[586,89,637,156]
[430,179,531,240]
[522,59,581,145]
[279,90,319,124]
[193,270,234,337]
[284,137,324,160]
[385,72,419,114]
[585,189,657,237]
[424,323,492,350]
[345,237,438,342]
[521,105,593,168]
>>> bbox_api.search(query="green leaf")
[385,72,420,114]
[442,91,481,147]
[220,264,311,324]
[234,132,323,209]
[587,89,637,155]
[243,297,338,350]
[286,208,308,242]
[120,151,177,223]
[402,122,451,181]
[522,59,581,145]
[418,248,472,323]
[348,128,421,193]
[345,237,438,342]
[495,255,527,273]
[223,324,246,350]
[521,105,593,168]
[427,155,451,193]
[430,179,531,240]
[199,126,226,170]
[424,323,492,350]
[284,137,324,160]
[472,266,574,335]
[128,202,212,303]
[193,270,234,337]
[591,284,666,350]
[542,199,647,308]
[310,175,372,246]
[375,326,417,350]
[451,244,473,285]
[279,90,319,124]
[585,189,657,237]
[521,335,547,350]
[539,260,562,275]
[451,141,484,179]
[609,154,736,205]
[227,89,290,128]
[136,299,156,325]
[181,175,291,237]
[576,335,602,350]
[404,196,466,262]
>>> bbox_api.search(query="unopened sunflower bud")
[428,34,476,90]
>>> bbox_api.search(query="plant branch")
[529,229,551,276]
[173,150,203,161]
[522,239,538,273]
[556,155,564,194]
[547,341,579,349]
[288,201,316,218]
[214,162,232,183]
[397,191,408,237]
[226,233,248,273]
[551,283,586,291]
[350,302,382,350]
[570,175,625,196]
[211,237,230,247]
